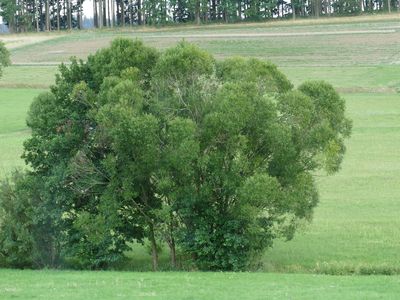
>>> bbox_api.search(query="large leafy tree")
[0,39,351,270]
[150,46,351,270]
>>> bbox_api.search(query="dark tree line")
[0,0,83,32]
[1,0,399,32]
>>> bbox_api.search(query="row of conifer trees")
[1,0,398,32]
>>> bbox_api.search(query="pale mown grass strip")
[0,270,400,300]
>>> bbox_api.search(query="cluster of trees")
[0,39,351,271]
[1,0,399,32]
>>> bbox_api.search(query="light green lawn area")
[0,270,400,299]
[0,65,57,88]
[282,65,400,91]
[264,92,400,274]
[0,89,44,177]
[2,64,400,91]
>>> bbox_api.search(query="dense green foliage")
[0,172,61,268]
[0,42,11,78]
[0,39,351,271]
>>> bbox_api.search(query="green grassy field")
[265,93,400,274]
[0,14,399,294]
[1,269,400,299]
[0,89,44,177]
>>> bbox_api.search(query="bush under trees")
[0,39,351,271]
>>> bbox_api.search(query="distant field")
[8,28,400,66]
[0,15,399,274]
[2,14,399,66]
[1,269,400,299]
[0,65,57,88]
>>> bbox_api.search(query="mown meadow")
[0,14,399,298]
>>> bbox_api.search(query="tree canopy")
[0,39,351,271]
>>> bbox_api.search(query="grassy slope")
[0,89,44,177]
[0,15,399,274]
[265,92,400,273]
[1,270,400,299]
[0,66,57,88]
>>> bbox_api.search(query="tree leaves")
[0,39,352,271]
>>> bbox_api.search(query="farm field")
[0,89,44,177]
[1,269,400,300]
[0,14,400,295]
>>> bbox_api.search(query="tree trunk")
[35,0,40,32]
[121,0,125,27]
[212,0,216,20]
[129,0,133,25]
[20,0,25,32]
[80,0,84,29]
[67,0,72,29]
[164,0,168,23]
[138,0,142,25]
[149,223,159,271]
[107,0,111,26]
[103,0,107,26]
[315,0,320,17]
[143,2,146,25]
[292,0,296,19]
[77,0,81,29]
[93,0,98,27]
[45,0,50,31]
[195,0,200,24]
[99,0,103,28]
[168,216,177,268]
[169,238,177,268]
[111,0,115,27]
[57,1,60,30]
[223,6,228,22]
[388,0,391,12]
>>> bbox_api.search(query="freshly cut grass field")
[1,269,400,299]
[0,14,399,293]
[0,65,57,88]
[265,94,400,274]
